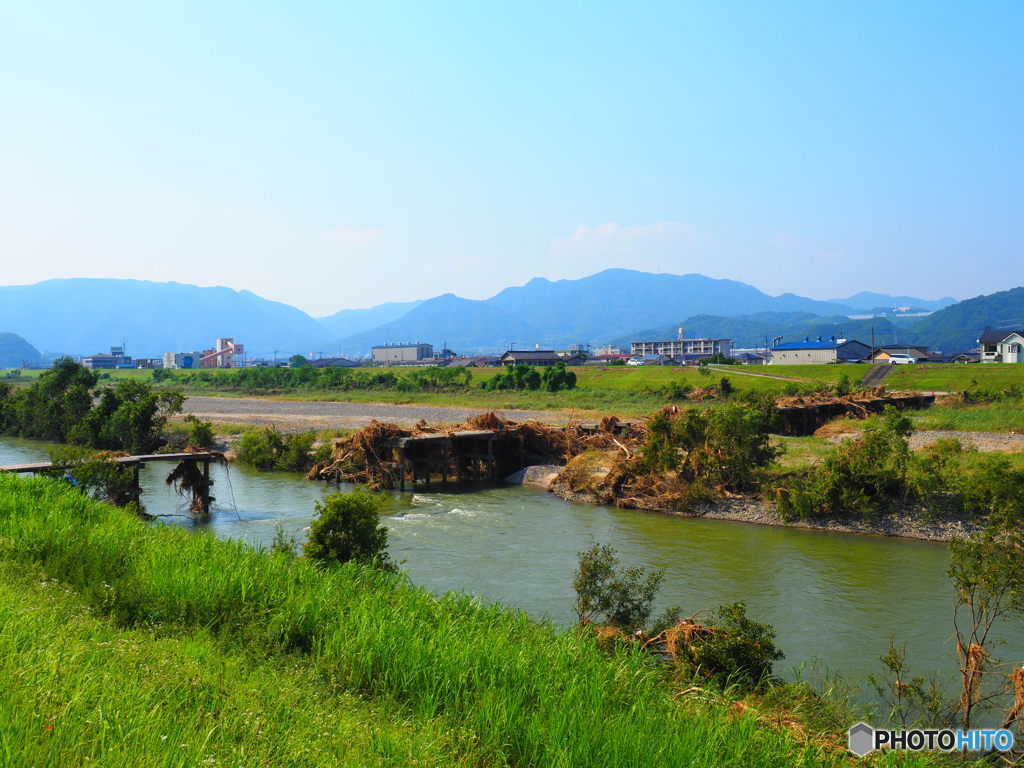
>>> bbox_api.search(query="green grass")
[0,473,940,767]
[909,404,1024,433]
[888,363,1024,392]
[773,436,839,470]
[0,563,473,767]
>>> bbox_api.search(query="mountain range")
[0,271,1004,360]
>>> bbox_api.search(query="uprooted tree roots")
[166,452,225,514]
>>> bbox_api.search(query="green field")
[888,363,1024,392]
[0,473,944,768]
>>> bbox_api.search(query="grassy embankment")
[887,364,1024,432]
[0,472,946,768]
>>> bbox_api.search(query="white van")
[887,354,917,365]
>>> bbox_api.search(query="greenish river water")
[3,436,1021,698]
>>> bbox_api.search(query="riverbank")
[555,484,982,542]
[0,473,883,768]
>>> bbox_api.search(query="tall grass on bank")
[0,563,473,767]
[0,474,915,768]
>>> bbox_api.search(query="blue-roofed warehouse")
[769,337,871,365]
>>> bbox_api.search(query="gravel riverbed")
[183,396,568,431]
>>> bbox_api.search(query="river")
[2,436,1020,700]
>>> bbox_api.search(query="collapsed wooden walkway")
[0,452,221,513]
[392,431,497,491]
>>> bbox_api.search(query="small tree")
[289,354,309,367]
[304,489,394,571]
[540,362,577,392]
[573,544,664,633]
[948,527,1024,729]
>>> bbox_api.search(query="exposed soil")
[825,429,1024,452]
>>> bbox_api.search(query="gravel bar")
[183,396,567,431]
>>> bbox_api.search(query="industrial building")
[82,346,133,369]
[372,342,433,364]
[199,338,244,368]
[162,338,243,370]
[769,337,871,365]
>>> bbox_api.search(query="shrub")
[482,364,542,391]
[660,381,693,401]
[276,432,317,472]
[184,415,215,448]
[573,544,664,633]
[639,402,781,492]
[688,602,784,688]
[303,489,394,570]
[540,362,577,392]
[834,374,852,397]
[235,427,321,472]
[43,445,138,507]
[235,427,285,470]
[776,409,912,520]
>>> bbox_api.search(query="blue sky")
[1,1,1021,315]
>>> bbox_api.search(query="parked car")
[887,354,917,365]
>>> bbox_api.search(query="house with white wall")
[979,329,1024,363]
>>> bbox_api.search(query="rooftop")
[772,339,864,351]
[979,329,1024,343]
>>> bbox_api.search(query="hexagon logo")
[848,722,875,757]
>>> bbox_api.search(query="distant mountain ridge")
[0,332,41,368]
[0,279,334,357]
[330,269,958,354]
[317,300,423,338]
[0,272,983,359]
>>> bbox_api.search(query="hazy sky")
[2,1,1021,316]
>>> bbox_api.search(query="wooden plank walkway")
[0,452,222,515]
[0,452,221,474]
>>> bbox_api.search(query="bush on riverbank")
[0,358,183,453]
[304,489,395,571]
[0,473,865,768]
[776,409,1024,523]
[235,426,330,472]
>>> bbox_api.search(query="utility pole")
[871,327,875,364]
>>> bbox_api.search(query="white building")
[979,329,1024,363]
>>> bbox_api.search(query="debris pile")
[306,411,646,491]
[773,389,934,436]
